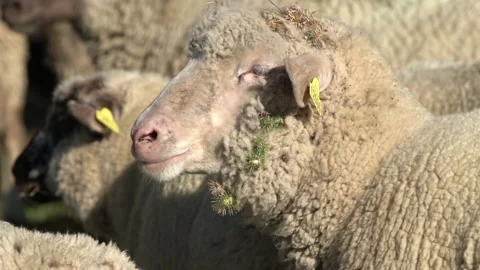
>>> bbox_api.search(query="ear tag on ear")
[95,107,120,133]
[309,77,323,115]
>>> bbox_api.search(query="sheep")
[43,21,96,81]
[0,0,313,161]
[313,0,480,70]
[130,4,480,269]
[397,60,480,115]
[0,220,138,269]
[12,70,283,270]
[2,0,478,143]
[0,14,29,224]
[4,0,478,80]
[0,14,28,165]
[0,12,93,226]
[0,0,307,79]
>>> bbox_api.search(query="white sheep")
[0,221,137,269]
[398,60,480,115]
[13,70,283,270]
[131,4,480,269]
[3,0,478,78]
[2,0,478,141]
[43,21,96,81]
[313,0,480,70]
[0,0,312,79]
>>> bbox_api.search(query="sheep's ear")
[67,99,122,134]
[284,52,333,108]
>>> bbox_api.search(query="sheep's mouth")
[17,181,61,204]
[139,149,191,171]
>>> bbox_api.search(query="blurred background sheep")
[0,11,29,226]
[0,15,92,233]
[0,221,137,269]
[0,0,479,263]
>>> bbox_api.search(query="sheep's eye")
[237,65,270,82]
[251,65,270,76]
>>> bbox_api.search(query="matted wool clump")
[210,95,314,226]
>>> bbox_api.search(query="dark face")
[13,104,80,203]
[13,75,122,204]
[1,0,83,34]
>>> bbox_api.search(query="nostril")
[137,130,158,143]
[18,182,40,198]
[11,0,22,11]
[132,116,172,145]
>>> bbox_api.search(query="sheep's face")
[12,110,76,203]
[13,75,123,204]
[1,0,83,35]
[131,7,333,182]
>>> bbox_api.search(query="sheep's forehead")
[188,8,273,59]
[186,5,336,62]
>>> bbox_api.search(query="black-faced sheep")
[1,10,94,226]
[0,221,138,269]
[131,4,480,269]
[13,70,283,270]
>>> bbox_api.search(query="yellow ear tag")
[309,77,323,116]
[95,107,120,133]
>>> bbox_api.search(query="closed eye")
[238,65,270,80]
[251,65,270,76]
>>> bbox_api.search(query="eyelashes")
[251,65,270,76]
[238,65,270,79]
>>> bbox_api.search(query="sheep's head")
[131,5,335,183]
[1,0,84,34]
[12,72,125,204]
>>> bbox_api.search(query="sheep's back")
[337,109,480,269]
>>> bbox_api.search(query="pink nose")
[132,124,159,145]
[130,116,173,161]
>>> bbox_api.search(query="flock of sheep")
[0,0,480,269]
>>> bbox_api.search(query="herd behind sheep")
[0,0,479,269]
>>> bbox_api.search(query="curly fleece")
[398,60,480,115]
[74,0,321,78]
[196,4,480,269]
[45,22,95,81]
[0,221,137,269]
[77,0,200,77]
[312,0,480,71]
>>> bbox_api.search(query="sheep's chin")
[140,161,187,182]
